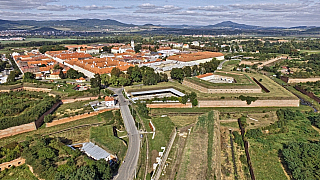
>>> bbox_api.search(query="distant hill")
[0,19,318,34]
[205,21,262,30]
[0,19,135,31]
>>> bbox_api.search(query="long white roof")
[80,142,110,160]
[131,88,185,97]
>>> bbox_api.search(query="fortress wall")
[0,158,25,171]
[147,103,192,108]
[198,99,299,107]
[61,96,98,104]
[22,87,52,92]
[182,80,208,93]
[0,122,36,139]
[288,78,320,83]
[46,108,117,127]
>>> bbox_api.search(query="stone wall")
[147,103,192,108]
[23,87,52,92]
[0,122,36,139]
[198,99,299,107]
[46,108,117,127]
[182,79,261,94]
[182,80,208,93]
[61,96,98,104]
[0,158,25,171]
[288,78,320,83]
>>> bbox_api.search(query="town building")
[105,96,116,107]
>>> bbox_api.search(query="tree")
[44,114,54,123]
[111,67,122,77]
[170,68,184,83]
[59,70,65,79]
[180,95,188,104]
[23,72,35,80]
[183,66,192,77]
[90,74,101,89]
[118,76,131,86]
[66,69,84,79]
[127,66,142,82]
[102,46,113,53]
[7,71,16,83]
[53,64,62,70]
[135,44,142,53]
[110,76,119,86]
[100,74,111,86]
[142,69,158,85]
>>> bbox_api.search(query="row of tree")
[171,59,220,82]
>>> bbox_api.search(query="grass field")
[222,60,241,71]
[53,100,93,120]
[0,111,108,147]
[249,115,320,180]
[90,125,128,161]
[0,164,38,180]
[50,126,92,144]
[150,106,312,116]
[177,111,216,180]
[168,115,198,127]
[300,50,320,54]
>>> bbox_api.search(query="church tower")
[131,40,135,51]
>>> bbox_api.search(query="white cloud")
[188,5,229,12]
[0,0,57,10]
[37,5,68,11]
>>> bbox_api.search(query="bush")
[44,114,54,123]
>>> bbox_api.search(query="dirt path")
[213,111,222,179]
[257,56,287,68]
[279,158,291,180]
[312,125,320,134]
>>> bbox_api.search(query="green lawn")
[90,125,128,161]
[300,50,320,54]
[53,100,93,120]
[145,116,175,152]
[0,164,38,180]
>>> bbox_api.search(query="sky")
[0,0,319,27]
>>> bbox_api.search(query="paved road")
[109,87,140,180]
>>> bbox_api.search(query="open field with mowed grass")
[90,125,128,161]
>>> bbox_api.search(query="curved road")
[109,87,140,180]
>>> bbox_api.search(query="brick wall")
[147,103,192,108]
[0,122,36,139]
[61,96,98,104]
[288,78,320,83]
[46,108,117,127]
[198,99,299,107]
[0,158,25,171]
[182,80,208,93]
[23,87,52,92]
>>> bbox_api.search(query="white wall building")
[105,96,115,107]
